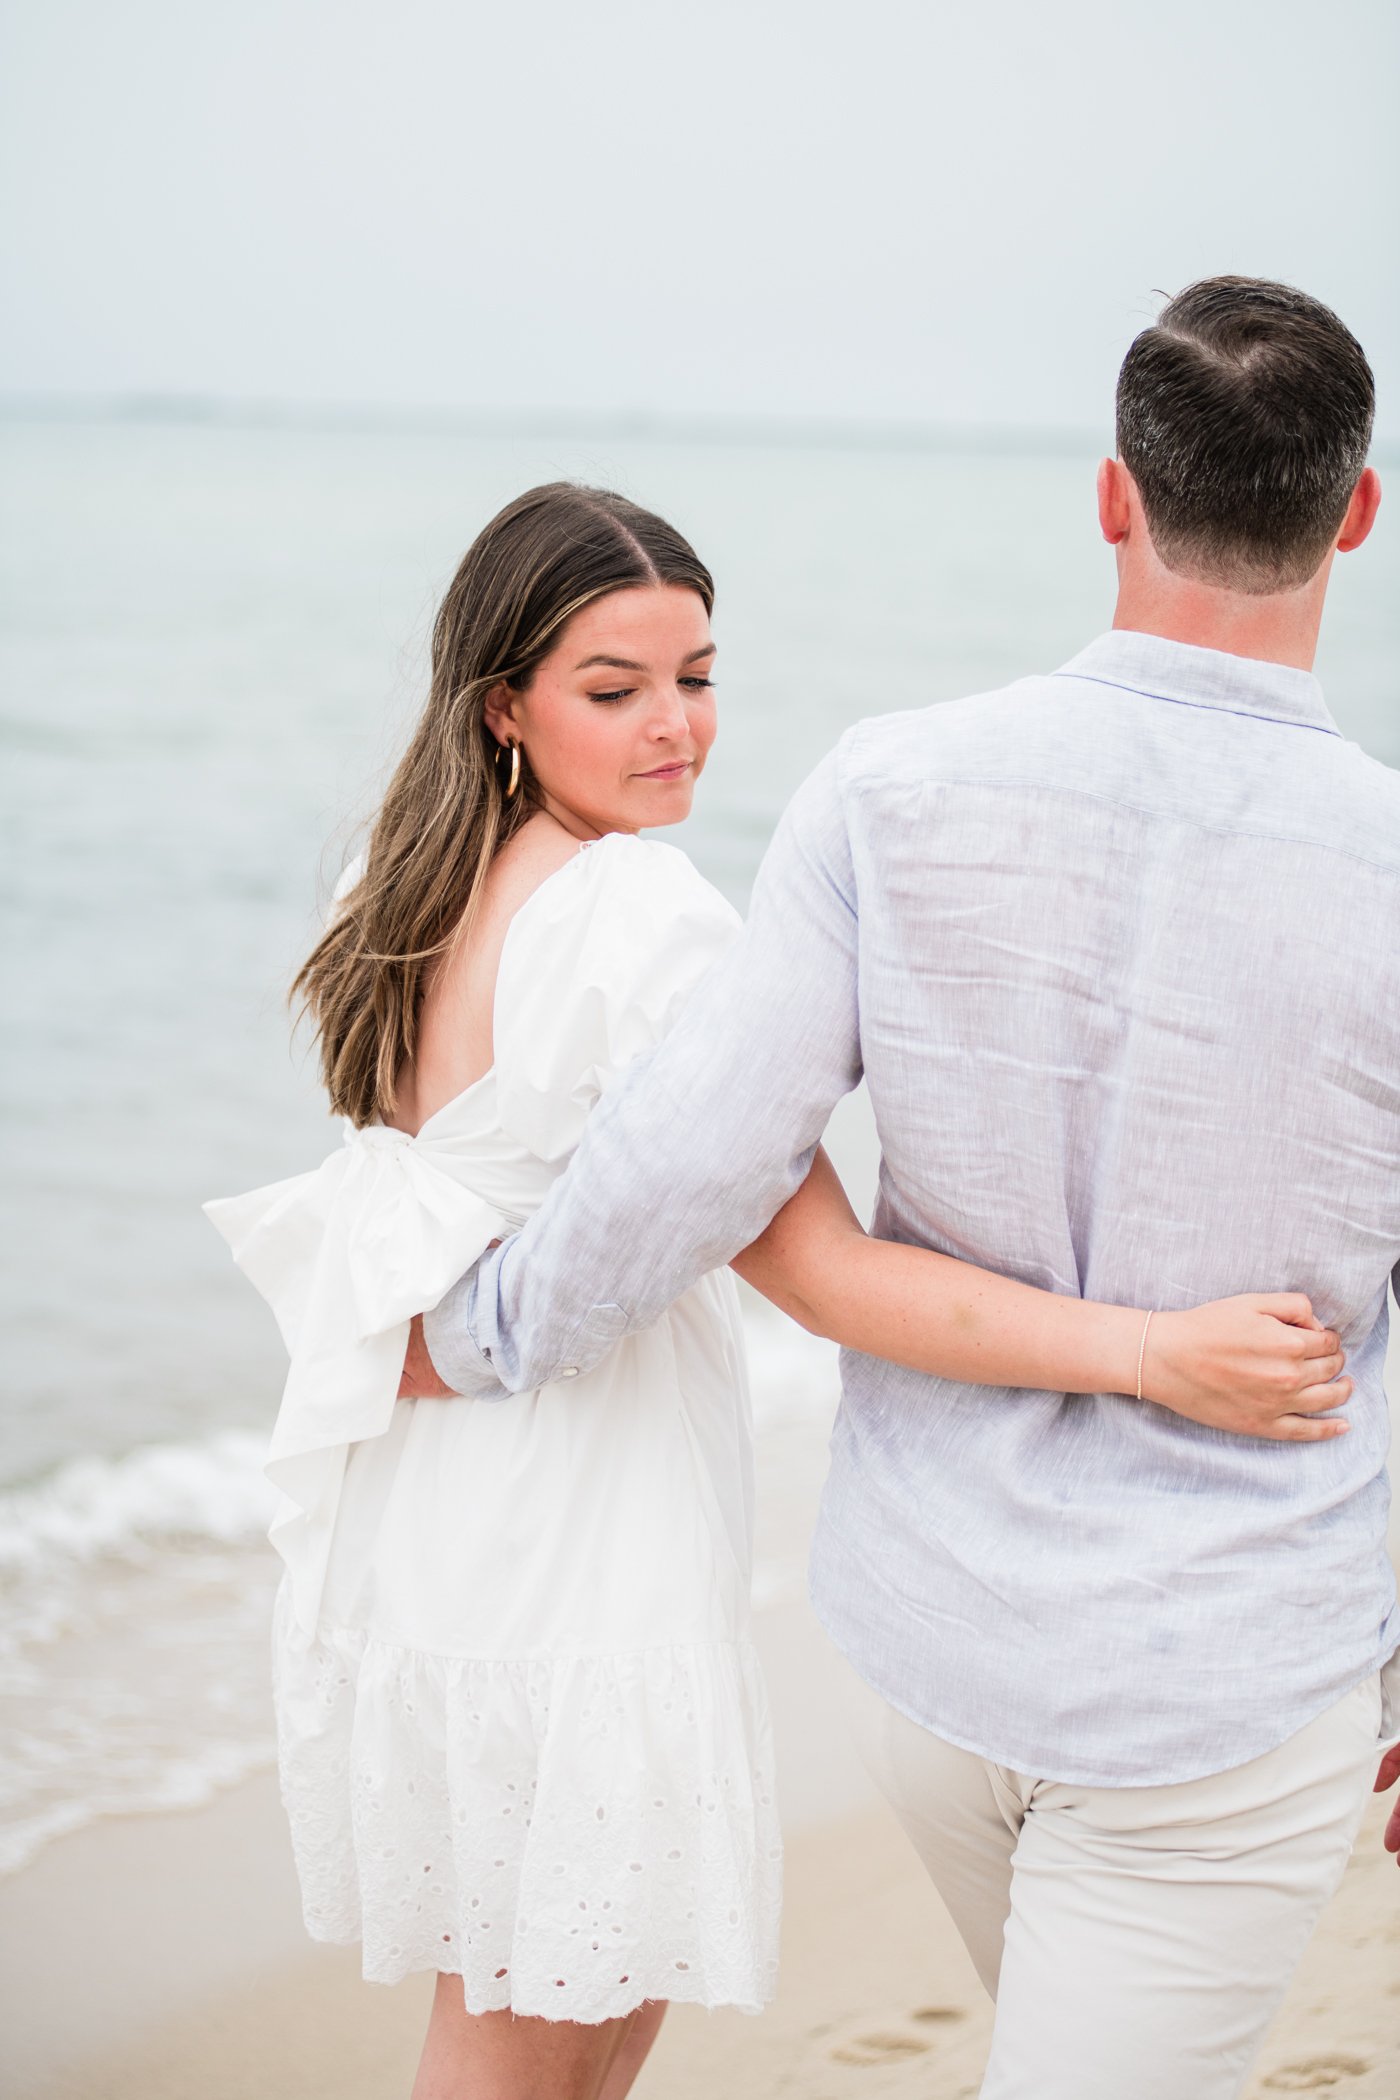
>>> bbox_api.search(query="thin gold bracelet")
[1136,1309,1156,1402]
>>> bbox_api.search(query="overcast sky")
[2,0,1397,438]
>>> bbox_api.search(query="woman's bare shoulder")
[481,813,586,928]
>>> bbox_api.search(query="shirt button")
[559,1367,579,1379]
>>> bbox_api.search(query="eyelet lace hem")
[273,1597,783,2019]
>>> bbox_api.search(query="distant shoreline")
[7,395,1397,473]
[0,391,1119,458]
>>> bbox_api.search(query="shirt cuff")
[424,1271,633,1397]
[422,1267,508,1399]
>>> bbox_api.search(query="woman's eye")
[681,677,715,691]
[588,689,634,705]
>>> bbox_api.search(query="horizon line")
[0,389,1119,459]
[6,391,1395,467]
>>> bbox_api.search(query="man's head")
[1111,276,1376,597]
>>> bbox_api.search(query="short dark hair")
[1115,276,1374,594]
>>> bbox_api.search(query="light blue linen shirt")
[426,631,1400,1786]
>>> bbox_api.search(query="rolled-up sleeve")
[423,740,864,1395]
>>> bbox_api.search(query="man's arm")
[1377,1745,1400,1869]
[1381,1266,1400,1860]
[422,743,863,1395]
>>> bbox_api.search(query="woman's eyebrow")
[574,642,717,672]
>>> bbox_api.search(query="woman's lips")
[637,761,692,780]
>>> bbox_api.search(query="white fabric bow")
[333,1123,505,1343]
[205,1124,506,1355]
[205,1124,508,1634]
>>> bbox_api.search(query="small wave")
[0,1428,284,1876]
[0,1441,283,1882]
[0,1430,275,1580]
[0,1736,277,1878]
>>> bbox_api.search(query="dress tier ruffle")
[205,836,781,2017]
[274,1602,780,2011]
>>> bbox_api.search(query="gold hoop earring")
[497,739,522,801]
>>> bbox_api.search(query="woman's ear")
[481,681,520,750]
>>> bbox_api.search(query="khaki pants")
[848,1668,1383,2100]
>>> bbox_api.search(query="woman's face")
[485,584,717,837]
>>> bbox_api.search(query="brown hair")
[293,482,714,1127]
[1115,276,1375,593]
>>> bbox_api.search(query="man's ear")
[482,681,520,748]
[1097,457,1133,546]
[1336,466,1381,554]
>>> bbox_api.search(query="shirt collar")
[1054,630,1340,738]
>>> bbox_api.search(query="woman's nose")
[647,685,691,738]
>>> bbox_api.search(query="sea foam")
[0,1430,275,1579]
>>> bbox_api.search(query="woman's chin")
[629,780,696,828]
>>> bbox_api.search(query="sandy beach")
[4,1584,1396,2100]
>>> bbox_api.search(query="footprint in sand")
[826,2006,967,2066]
[829,2031,933,2066]
[1261,2058,1372,2091]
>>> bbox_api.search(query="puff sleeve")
[492,835,742,1166]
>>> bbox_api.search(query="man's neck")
[1110,568,1328,673]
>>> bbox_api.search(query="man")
[412,277,1399,2097]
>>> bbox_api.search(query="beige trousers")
[848,1667,1384,2100]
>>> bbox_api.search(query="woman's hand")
[1143,1295,1351,1441]
[736,1157,1352,1441]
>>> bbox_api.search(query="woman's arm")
[731,1151,1352,1443]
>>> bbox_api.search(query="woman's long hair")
[293,483,714,1128]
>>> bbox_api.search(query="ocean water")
[1,410,1395,1875]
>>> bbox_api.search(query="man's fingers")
[1375,1745,1400,1794]
[397,1314,456,1401]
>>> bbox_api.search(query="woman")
[207,484,1349,2100]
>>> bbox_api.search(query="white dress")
[205,834,781,2020]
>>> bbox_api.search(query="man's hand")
[1376,1744,1400,1868]
[398,1313,455,1400]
